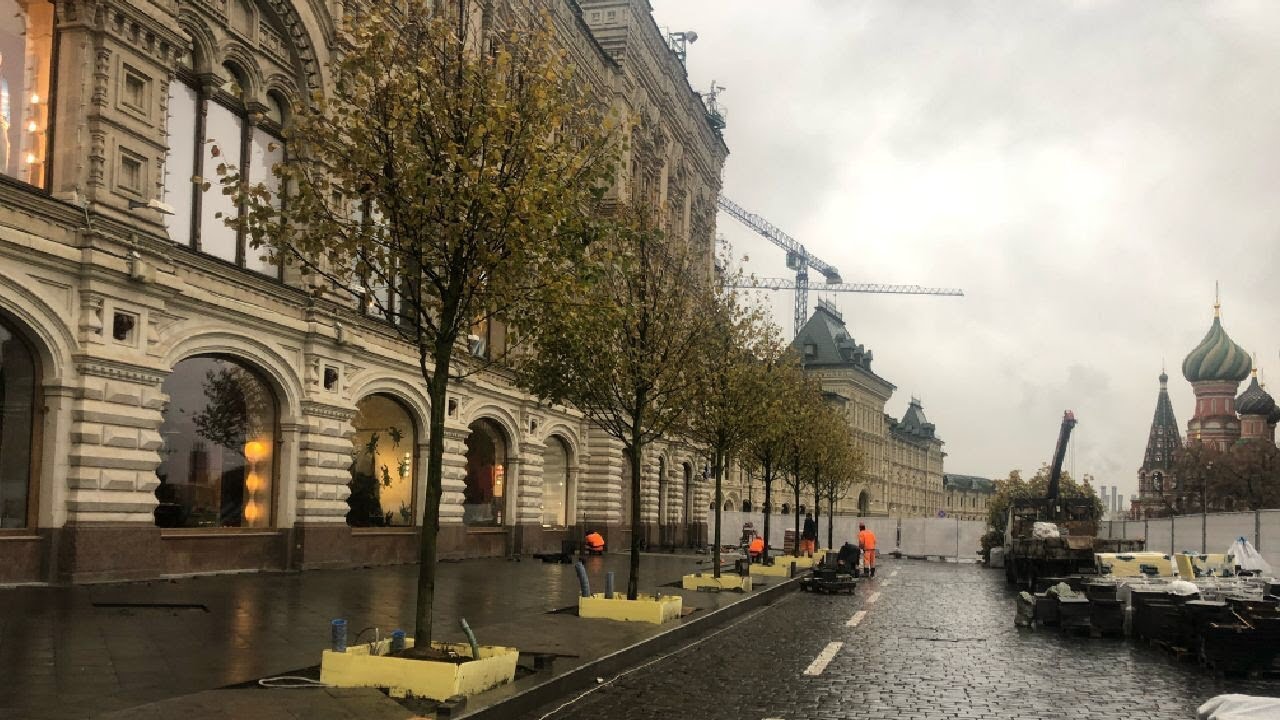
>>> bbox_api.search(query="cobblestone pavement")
[0,552,755,720]
[521,560,1280,720]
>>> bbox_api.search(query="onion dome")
[1269,404,1280,425]
[1182,314,1251,383]
[1236,373,1275,417]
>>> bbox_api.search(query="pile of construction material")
[1015,540,1280,677]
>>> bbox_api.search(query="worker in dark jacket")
[801,512,817,557]
[835,541,861,572]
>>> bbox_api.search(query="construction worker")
[857,523,877,577]
[801,512,817,557]
[835,540,861,573]
[748,533,765,563]
[585,530,605,555]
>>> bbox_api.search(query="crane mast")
[1046,411,1078,511]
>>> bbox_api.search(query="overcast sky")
[650,0,1280,500]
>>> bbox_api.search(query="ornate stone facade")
[942,474,994,522]
[720,302,947,518]
[0,0,726,583]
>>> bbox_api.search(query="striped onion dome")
[1236,374,1276,417]
[1182,315,1251,384]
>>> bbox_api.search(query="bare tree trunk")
[827,493,835,550]
[627,434,643,600]
[414,349,451,645]
[712,446,725,578]
[761,458,773,563]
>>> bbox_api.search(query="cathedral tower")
[1136,370,1181,516]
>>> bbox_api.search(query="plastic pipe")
[331,619,347,652]
[605,571,615,599]
[575,561,592,597]
[390,629,406,652]
[459,618,480,660]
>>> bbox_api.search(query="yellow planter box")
[1175,553,1230,579]
[578,592,682,624]
[320,639,518,700]
[749,562,792,577]
[682,572,752,592]
[1095,552,1175,578]
[771,554,818,570]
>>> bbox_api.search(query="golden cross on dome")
[1214,281,1221,318]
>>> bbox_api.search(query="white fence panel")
[1145,518,1173,555]
[957,520,985,559]
[861,517,899,552]
[1206,512,1255,555]
[1258,510,1280,572]
[1173,515,1203,553]
[899,517,928,557]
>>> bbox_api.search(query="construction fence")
[1100,510,1280,571]
[707,510,988,562]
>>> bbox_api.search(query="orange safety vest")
[586,532,605,550]
[858,529,876,551]
[749,537,764,555]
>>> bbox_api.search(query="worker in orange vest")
[857,523,877,577]
[585,531,605,555]
[748,533,765,563]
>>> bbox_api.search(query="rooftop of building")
[943,474,995,493]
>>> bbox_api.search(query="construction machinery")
[716,196,963,337]
[1004,411,1144,590]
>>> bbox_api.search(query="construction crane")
[716,196,964,337]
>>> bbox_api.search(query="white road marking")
[881,579,892,587]
[867,591,881,604]
[803,641,843,676]
[890,569,899,578]
[846,610,867,627]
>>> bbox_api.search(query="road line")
[890,569,899,578]
[803,641,843,676]
[881,579,892,587]
[867,591,881,604]
[846,610,867,627]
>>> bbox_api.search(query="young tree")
[981,466,1103,557]
[518,210,713,599]
[781,377,826,552]
[811,416,864,550]
[223,1,618,644]
[741,355,805,562]
[686,282,784,578]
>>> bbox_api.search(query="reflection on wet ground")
[0,553,741,719]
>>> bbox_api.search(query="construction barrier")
[708,510,986,561]
[1100,509,1280,571]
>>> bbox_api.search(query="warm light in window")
[244,500,261,521]
[25,154,37,165]
[245,472,262,493]
[27,121,38,133]
[30,94,40,104]
[244,440,268,463]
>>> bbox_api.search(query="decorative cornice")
[301,400,355,422]
[75,355,167,385]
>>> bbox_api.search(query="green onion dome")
[1268,404,1280,425]
[1236,374,1275,417]
[1182,315,1251,383]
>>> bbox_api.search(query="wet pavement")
[0,553,761,720]
[519,560,1280,720]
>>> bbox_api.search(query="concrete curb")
[459,576,800,719]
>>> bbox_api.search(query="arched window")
[542,436,570,527]
[164,50,287,278]
[657,456,668,525]
[781,503,790,515]
[722,500,733,512]
[154,356,277,528]
[0,0,55,187]
[0,315,38,528]
[463,419,508,526]
[347,394,417,527]
[741,499,752,512]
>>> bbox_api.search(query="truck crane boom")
[1046,411,1078,509]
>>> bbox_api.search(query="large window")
[347,394,416,527]
[0,316,36,528]
[463,419,507,526]
[541,437,569,527]
[154,356,277,528]
[163,54,287,278]
[0,0,54,187]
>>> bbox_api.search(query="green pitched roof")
[943,474,994,493]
